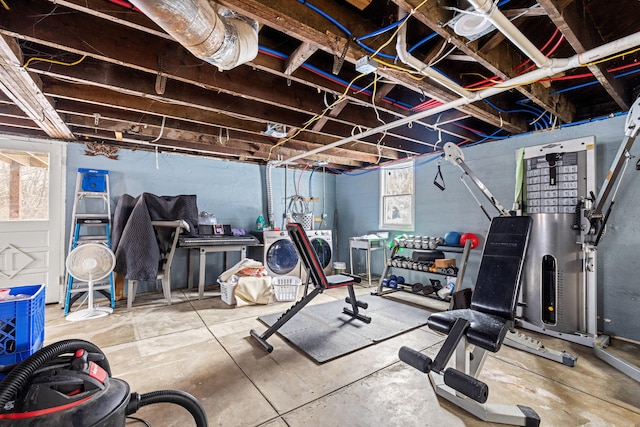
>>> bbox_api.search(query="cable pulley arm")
[443,142,511,217]
[586,94,640,241]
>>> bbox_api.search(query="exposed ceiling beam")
[3,4,459,155]
[391,0,575,123]
[67,113,370,167]
[284,42,318,76]
[537,0,631,110]
[0,35,73,139]
[218,0,527,133]
[311,102,347,133]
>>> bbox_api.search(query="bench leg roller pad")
[398,346,432,373]
[444,368,489,404]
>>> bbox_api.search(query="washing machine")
[305,229,333,277]
[248,230,302,278]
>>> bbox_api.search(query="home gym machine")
[443,142,577,367]
[441,92,640,382]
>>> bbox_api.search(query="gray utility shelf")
[373,238,472,311]
[349,236,387,287]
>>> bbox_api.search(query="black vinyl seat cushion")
[426,216,531,353]
[326,274,358,287]
[427,309,513,353]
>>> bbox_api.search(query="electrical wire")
[23,54,86,69]
[513,28,560,73]
[408,32,439,54]
[356,15,409,43]
[297,163,310,196]
[371,57,427,79]
[266,72,367,160]
[583,46,640,67]
[258,46,413,110]
[429,45,458,68]
[453,123,512,140]
[277,0,638,159]
[483,98,550,129]
[367,0,431,60]
[336,106,630,175]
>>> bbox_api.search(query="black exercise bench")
[399,215,540,426]
[250,222,371,353]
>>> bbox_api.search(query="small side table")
[349,236,387,287]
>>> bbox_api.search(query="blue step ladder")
[64,168,116,315]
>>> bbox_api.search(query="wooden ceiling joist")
[0,35,73,139]
[537,0,631,110]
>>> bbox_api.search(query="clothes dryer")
[248,230,301,278]
[305,229,333,276]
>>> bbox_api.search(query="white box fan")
[65,243,115,322]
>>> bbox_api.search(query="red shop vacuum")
[0,339,208,426]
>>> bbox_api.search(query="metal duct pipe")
[128,0,258,71]
[466,0,551,68]
[277,30,640,165]
[396,9,472,99]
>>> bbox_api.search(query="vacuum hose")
[0,339,110,407]
[127,390,208,426]
[0,339,208,426]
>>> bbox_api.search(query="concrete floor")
[46,285,640,427]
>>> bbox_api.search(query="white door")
[0,135,66,303]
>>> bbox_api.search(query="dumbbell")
[388,275,398,289]
[411,282,424,293]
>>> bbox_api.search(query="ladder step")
[75,214,110,221]
[68,283,113,292]
[75,237,109,244]
[76,191,109,196]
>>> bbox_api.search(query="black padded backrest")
[287,223,329,289]
[470,215,532,320]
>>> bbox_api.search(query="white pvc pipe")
[277,30,640,166]
[396,10,472,99]
[467,0,551,68]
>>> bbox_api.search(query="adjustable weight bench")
[250,222,371,353]
[399,215,540,426]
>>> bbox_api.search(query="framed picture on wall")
[379,159,414,231]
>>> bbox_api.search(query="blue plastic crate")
[0,284,46,366]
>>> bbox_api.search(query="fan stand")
[66,284,113,321]
[66,259,113,322]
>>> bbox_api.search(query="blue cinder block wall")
[66,114,640,342]
[65,146,336,291]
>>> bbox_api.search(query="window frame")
[378,159,415,231]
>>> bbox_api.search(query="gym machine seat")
[399,215,540,426]
[250,222,371,353]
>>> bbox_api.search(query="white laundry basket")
[272,276,302,301]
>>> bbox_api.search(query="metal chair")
[399,215,540,426]
[127,220,187,310]
[250,222,371,352]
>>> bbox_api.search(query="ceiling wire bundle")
[266,72,367,161]
[265,0,434,164]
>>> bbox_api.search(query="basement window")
[0,149,49,221]
[379,159,414,231]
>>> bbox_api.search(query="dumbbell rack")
[374,237,472,311]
